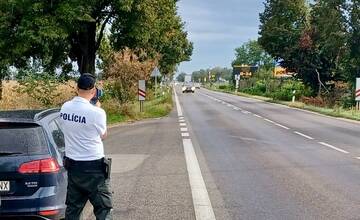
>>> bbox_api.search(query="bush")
[241,80,266,96]
[15,73,62,107]
[103,49,157,104]
[300,96,325,107]
[271,80,309,101]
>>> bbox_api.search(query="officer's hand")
[95,100,101,108]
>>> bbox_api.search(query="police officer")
[59,73,112,220]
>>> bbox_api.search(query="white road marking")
[179,119,185,122]
[181,127,188,132]
[274,123,290,130]
[241,111,250,114]
[174,87,183,117]
[356,157,360,160]
[227,104,232,107]
[264,119,275,123]
[318,142,349,154]
[182,133,190,137]
[180,123,187,127]
[233,107,240,111]
[253,114,263,118]
[174,87,216,220]
[294,131,314,140]
[183,139,217,220]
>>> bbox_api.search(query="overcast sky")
[177,0,265,74]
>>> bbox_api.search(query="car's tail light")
[39,209,59,216]
[18,158,60,174]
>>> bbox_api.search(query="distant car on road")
[0,109,66,220]
[194,83,201,89]
[182,83,195,93]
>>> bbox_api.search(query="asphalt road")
[86,87,360,220]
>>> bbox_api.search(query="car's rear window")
[0,123,48,155]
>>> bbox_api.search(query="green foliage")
[176,73,186,82]
[15,72,61,107]
[232,40,274,70]
[110,0,193,76]
[258,0,360,101]
[192,67,232,83]
[271,80,308,101]
[0,0,192,77]
[259,0,308,66]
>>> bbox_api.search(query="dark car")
[0,109,66,220]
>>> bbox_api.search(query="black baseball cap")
[77,73,95,90]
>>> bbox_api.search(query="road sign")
[356,78,360,101]
[138,80,146,101]
[150,67,161,77]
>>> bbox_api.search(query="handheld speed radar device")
[90,88,104,105]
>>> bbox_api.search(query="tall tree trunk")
[76,22,96,75]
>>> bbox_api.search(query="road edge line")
[174,87,216,220]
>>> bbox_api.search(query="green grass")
[107,113,127,125]
[105,89,173,125]
[207,85,360,122]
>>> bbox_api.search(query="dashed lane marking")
[294,131,314,140]
[181,127,188,132]
[274,123,290,130]
[318,142,349,154]
[181,133,190,137]
[180,123,187,127]
[264,118,275,123]
[253,114,263,118]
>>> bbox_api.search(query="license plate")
[0,181,10,192]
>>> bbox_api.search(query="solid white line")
[355,157,360,160]
[173,87,183,117]
[241,111,250,114]
[180,123,187,127]
[274,123,290,130]
[181,127,188,132]
[294,131,314,140]
[182,133,190,137]
[183,139,217,220]
[253,114,263,118]
[318,142,349,154]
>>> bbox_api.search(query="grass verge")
[105,89,173,125]
[207,85,360,122]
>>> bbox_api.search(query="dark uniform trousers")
[65,159,113,220]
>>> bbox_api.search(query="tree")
[192,67,232,83]
[176,72,186,82]
[110,0,193,76]
[0,0,192,76]
[291,0,348,96]
[232,40,274,70]
[346,0,360,89]
[259,0,308,70]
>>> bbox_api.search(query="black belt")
[64,157,104,172]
